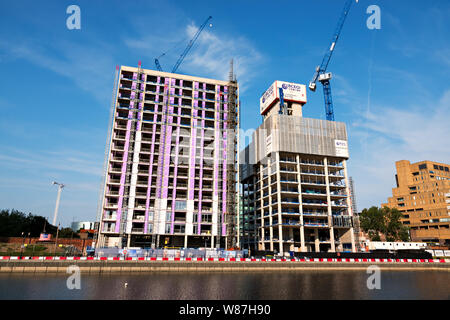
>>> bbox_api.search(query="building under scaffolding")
[96,64,239,249]
[240,81,356,254]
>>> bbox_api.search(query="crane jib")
[330,42,335,51]
[308,0,355,121]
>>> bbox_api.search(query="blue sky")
[0,0,449,228]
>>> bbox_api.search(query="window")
[419,164,427,170]
[175,200,187,210]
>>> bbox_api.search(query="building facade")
[382,160,450,245]
[240,87,356,254]
[97,65,239,249]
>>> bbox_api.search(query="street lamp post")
[20,232,25,258]
[53,223,60,256]
[52,181,65,226]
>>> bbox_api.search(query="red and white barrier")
[0,256,447,263]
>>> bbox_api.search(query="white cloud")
[0,39,116,103]
[125,22,264,91]
[182,23,263,90]
[0,147,103,177]
[348,89,450,211]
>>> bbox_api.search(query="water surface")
[0,271,448,300]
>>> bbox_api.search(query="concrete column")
[275,152,283,255]
[184,235,188,248]
[314,228,320,252]
[267,159,274,252]
[324,157,336,252]
[297,154,306,252]
[259,178,265,250]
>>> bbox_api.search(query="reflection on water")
[0,271,448,300]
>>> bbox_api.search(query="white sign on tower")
[260,80,307,115]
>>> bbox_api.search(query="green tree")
[58,227,79,238]
[359,206,384,241]
[384,207,409,241]
[359,206,409,241]
[0,209,56,237]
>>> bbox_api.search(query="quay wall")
[0,260,448,273]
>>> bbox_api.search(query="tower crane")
[154,16,212,73]
[308,0,357,121]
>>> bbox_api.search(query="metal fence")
[95,247,248,259]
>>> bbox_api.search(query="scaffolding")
[349,176,361,251]
[95,65,120,249]
[226,59,239,248]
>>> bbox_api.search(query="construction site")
[96,1,361,253]
[96,63,239,250]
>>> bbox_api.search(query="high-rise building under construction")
[97,65,239,249]
[240,81,356,254]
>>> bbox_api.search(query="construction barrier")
[0,256,447,263]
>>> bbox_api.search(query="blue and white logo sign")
[260,80,307,115]
[335,139,349,157]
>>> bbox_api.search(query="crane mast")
[308,0,356,121]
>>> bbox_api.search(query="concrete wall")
[0,260,448,273]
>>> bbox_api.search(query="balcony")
[280,179,298,184]
[303,211,328,217]
[105,191,120,197]
[300,160,324,166]
[279,168,297,173]
[102,228,117,233]
[280,188,299,194]
[330,191,347,197]
[301,180,326,186]
[281,211,301,215]
[331,201,348,207]
[328,172,345,178]
[328,162,344,168]
[281,199,299,204]
[104,204,118,209]
[303,222,328,227]
[302,190,327,196]
[279,157,296,163]
[301,170,325,176]
[135,192,147,198]
[302,200,328,206]
[329,182,346,188]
